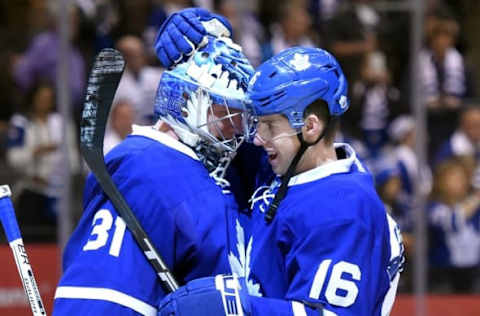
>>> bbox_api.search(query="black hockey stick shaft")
[80,48,179,292]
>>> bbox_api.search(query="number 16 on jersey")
[309,259,361,308]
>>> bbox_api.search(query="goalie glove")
[157,274,251,316]
[155,7,233,68]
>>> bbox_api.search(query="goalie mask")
[154,35,255,174]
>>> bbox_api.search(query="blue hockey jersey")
[230,143,404,316]
[54,125,239,315]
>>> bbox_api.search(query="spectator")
[114,35,163,125]
[421,19,465,110]
[6,82,79,240]
[308,0,343,26]
[375,164,412,236]
[12,5,86,112]
[374,163,414,292]
[420,18,470,157]
[389,116,417,196]
[428,157,480,293]
[73,0,120,52]
[434,104,480,165]
[110,0,191,61]
[213,0,264,66]
[350,51,401,148]
[325,0,384,138]
[261,2,315,61]
[112,0,163,39]
[325,0,380,85]
[389,115,432,206]
[104,100,135,154]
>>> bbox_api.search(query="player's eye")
[269,122,279,132]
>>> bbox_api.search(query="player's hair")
[303,99,338,145]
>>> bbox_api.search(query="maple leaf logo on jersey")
[249,185,275,213]
[249,179,281,213]
[228,220,262,297]
[289,53,311,71]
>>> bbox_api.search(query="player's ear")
[301,114,323,143]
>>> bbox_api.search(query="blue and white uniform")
[230,144,404,316]
[428,201,480,268]
[54,125,239,315]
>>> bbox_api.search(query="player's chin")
[270,159,287,176]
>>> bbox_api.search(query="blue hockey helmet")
[248,47,349,129]
[154,34,255,155]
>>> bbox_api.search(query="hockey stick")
[80,48,179,292]
[0,185,46,316]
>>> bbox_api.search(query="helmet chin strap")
[265,116,336,223]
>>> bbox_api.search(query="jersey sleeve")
[289,217,400,315]
[54,153,233,315]
[249,215,401,316]
[53,197,223,315]
[53,198,169,316]
[54,292,157,316]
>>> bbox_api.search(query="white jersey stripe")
[324,309,338,315]
[292,301,307,316]
[54,286,157,316]
[381,273,400,316]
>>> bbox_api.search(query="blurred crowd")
[0,0,479,294]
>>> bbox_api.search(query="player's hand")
[154,7,233,68]
[157,274,251,316]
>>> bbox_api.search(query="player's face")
[254,114,300,175]
[207,103,245,140]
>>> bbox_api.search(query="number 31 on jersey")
[83,209,126,257]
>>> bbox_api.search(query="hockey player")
[154,9,404,316]
[53,24,255,315]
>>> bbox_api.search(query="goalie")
[53,19,255,315]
